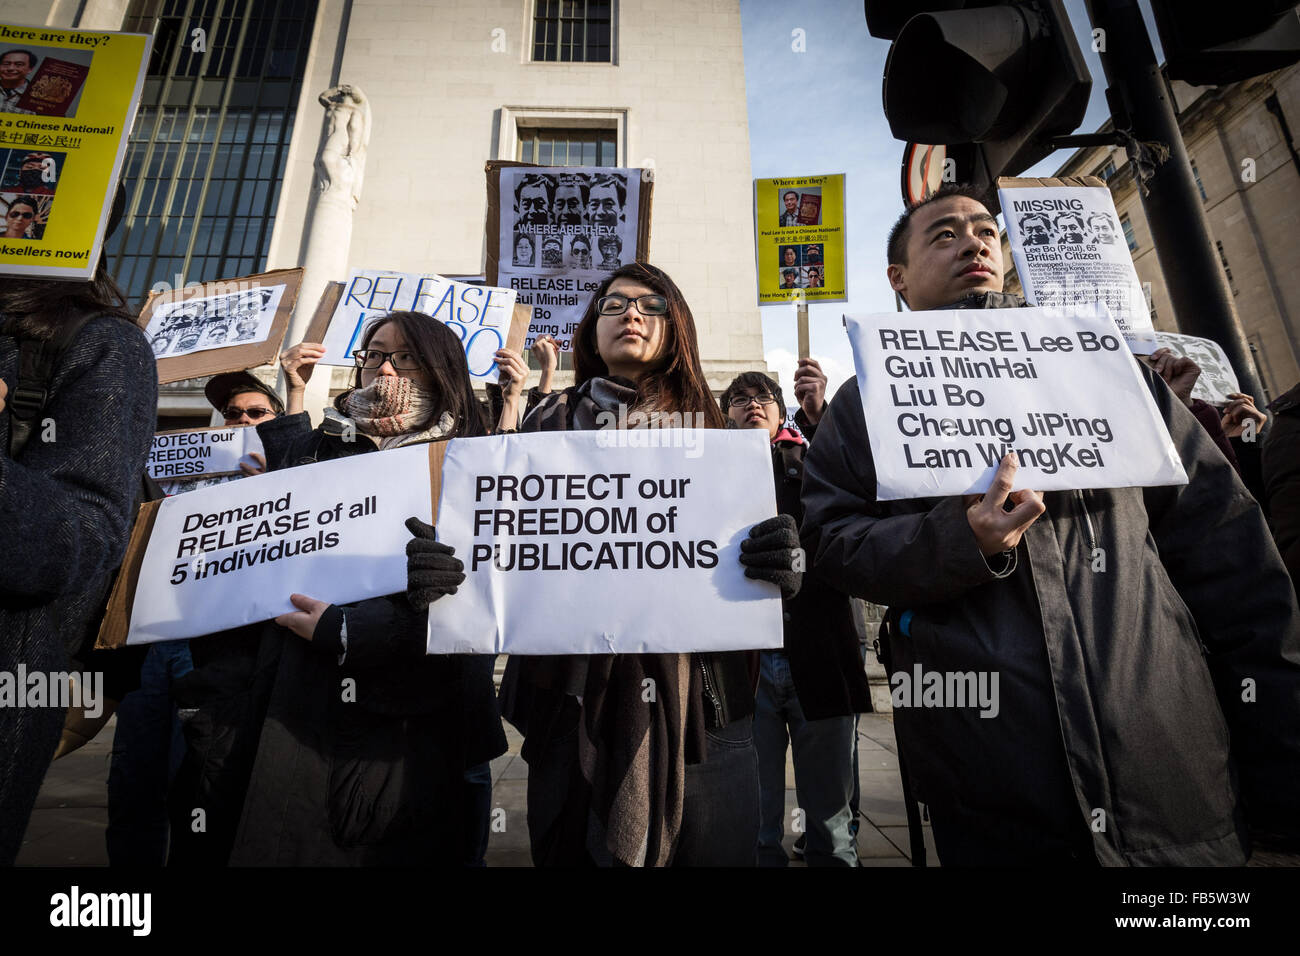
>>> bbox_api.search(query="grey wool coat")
[0,314,157,864]
[800,292,1300,866]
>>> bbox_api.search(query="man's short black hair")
[783,190,797,201]
[886,183,991,267]
[1,49,36,69]
[720,371,784,418]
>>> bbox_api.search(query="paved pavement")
[16,712,931,867]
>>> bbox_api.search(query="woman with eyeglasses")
[411,262,803,867]
[196,311,509,866]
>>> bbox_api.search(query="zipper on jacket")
[698,655,724,728]
[1075,489,1098,554]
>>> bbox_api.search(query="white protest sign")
[147,426,265,482]
[426,429,784,655]
[847,303,1188,500]
[318,269,517,383]
[1151,331,1241,406]
[126,443,434,644]
[1000,181,1158,354]
[496,167,643,350]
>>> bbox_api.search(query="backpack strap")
[8,313,97,459]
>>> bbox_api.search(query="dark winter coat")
[1263,382,1300,591]
[224,411,507,866]
[0,315,156,865]
[800,291,1300,865]
[773,412,871,720]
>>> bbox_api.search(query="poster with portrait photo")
[0,44,93,118]
[1000,176,1157,353]
[487,163,652,352]
[753,174,846,304]
[138,268,303,385]
[0,148,63,195]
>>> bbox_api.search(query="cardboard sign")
[138,269,303,385]
[1151,331,1241,406]
[313,269,519,383]
[999,176,1158,354]
[754,173,846,304]
[426,429,784,655]
[147,426,265,482]
[0,22,150,279]
[845,303,1188,500]
[101,443,439,646]
[485,161,653,350]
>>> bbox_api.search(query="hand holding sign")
[240,452,267,477]
[281,341,326,415]
[794,357,827,424]
[405,516,464,611]
[738,515,803,599]
[1221,393,1267,439]
[1147,347,1200,408]
[530,335,559,393]
[276,592,330,641]
[962,453,1045,557]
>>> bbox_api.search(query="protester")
[435,262,801,867]
[0,260,157,866]
[800,183,1300,865]
[207,312,507,865]
[721,361,871,867]
[1263,381,1300,590]
[162,372,285,867]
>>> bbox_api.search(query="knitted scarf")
[339,377,446,449]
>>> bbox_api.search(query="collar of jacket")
[1268,381,1300,415]
[941,291,1027,311]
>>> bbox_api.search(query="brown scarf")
[339,376,434,438]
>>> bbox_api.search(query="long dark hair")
[572,262,725,428]
[333,310,486,438]
[0,258,134,341]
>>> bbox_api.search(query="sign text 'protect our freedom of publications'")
[846,304,1188,500]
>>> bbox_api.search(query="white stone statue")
[315,84,370,206]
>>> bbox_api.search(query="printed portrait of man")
[568,234,593,270]
[779,245,800,268]
[8,152,57,195]
[514,173,556,228]
[0,49,35,115]
[1019,212,1052,246]
[779,190,799,227]
[780,268,799,289]
[513,233,535,267]
[177,331,201,353]
[233,314,259,341]
[150,333,172,357]
[586,173,627,229]
[805,266,823,288]
[1054,211,1086,245]
[200,321,230,348]
[597,234,622,270]
[803,244,822,265]
[1087,211,1118,245]
[552,175,587,226]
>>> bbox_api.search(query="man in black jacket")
[800,184,1300,865]
[723,363,871,867]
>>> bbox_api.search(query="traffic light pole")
[1085,0,1266,407]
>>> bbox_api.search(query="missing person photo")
[0,45,93,118]
[1,192,51,240]
[778,189,800,227]
[597,233,623,270]
[0,149,63,196]
[145,283,285,359]
[1018,212,1053,246]
[778,244,801,269]
[513,232,536,267]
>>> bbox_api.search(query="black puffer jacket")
[1263,382,1300,591]
[800,291,1300,865]
[222,411,506,866]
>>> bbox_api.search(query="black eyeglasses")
[7,210,33,219]
[353,349,422,370]
[223,406,276,421]
[596,294,669,316]
[728,393,778,409]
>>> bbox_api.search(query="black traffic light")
[866,1,1091,189]
[1150,1,1300,85]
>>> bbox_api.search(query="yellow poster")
[754,173,846,304]
[0,22,149,280]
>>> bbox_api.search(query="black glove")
[405,516,466,611]
[738,514,803,600]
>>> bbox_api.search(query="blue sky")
[738,0,1164,398]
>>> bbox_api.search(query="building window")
[517,127,617,166]
[1097,159,1116,181]
[1191,160,1208,201]
[532,0,613,63]
[107,0,317,309]
[1142,281,1157,324]
[1216,240,1238,294]
[1121,213,1138,252]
